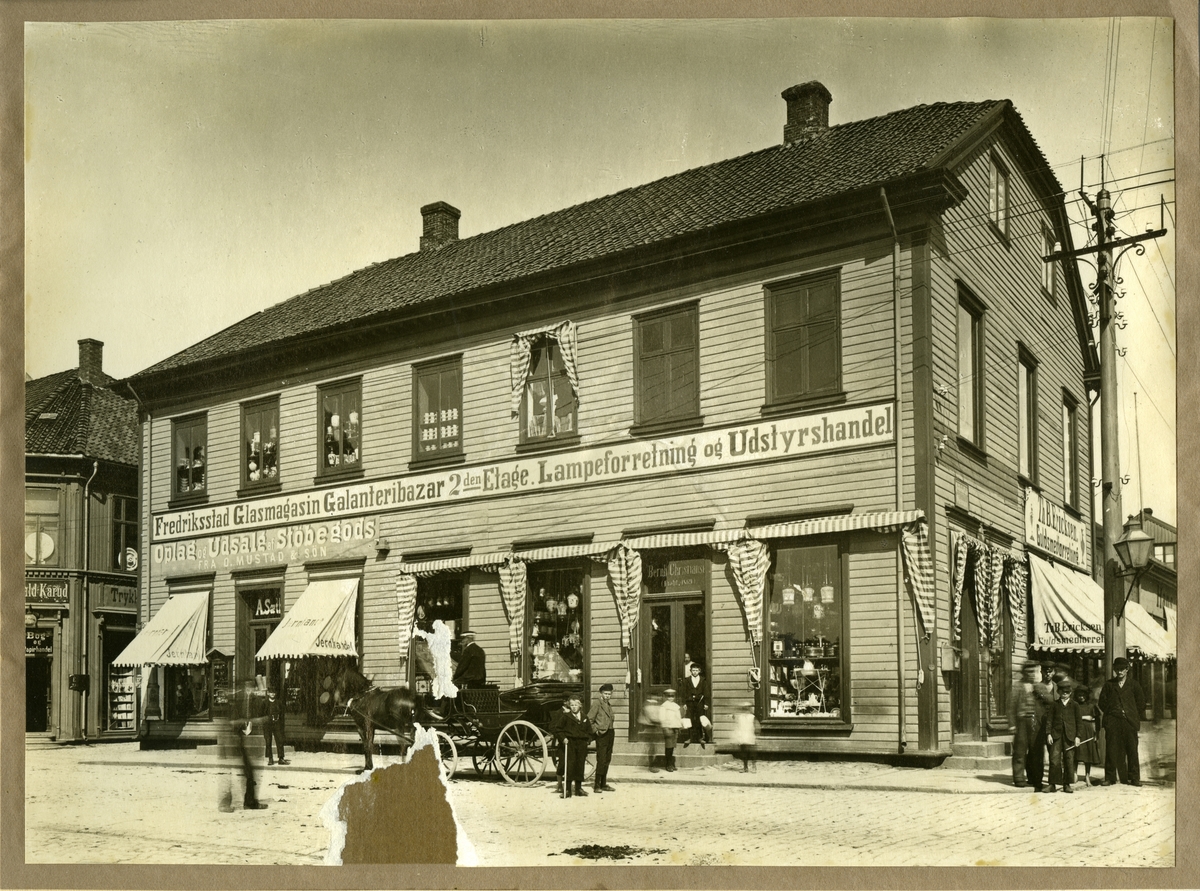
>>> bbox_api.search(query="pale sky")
[23,17,1176,522]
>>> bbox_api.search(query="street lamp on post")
[1113,517,1155,619]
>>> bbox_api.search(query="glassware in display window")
[529,571,584,683]
[766,543,842,719]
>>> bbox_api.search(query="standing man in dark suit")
[1046,678,1082,793]
[452,631,487,689]
[588,683,616,793]
[1099,657,1146,786]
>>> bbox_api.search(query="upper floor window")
[1061,395,1079,510]
[242,397,280,490]
[1154,544,1175,568]
[112,496,139,570]
[1042,226,1057,297]
[173,414,207,498]
[957,290,985,447]
[634,303,699,429]
[521,338,576,443]
[318,380,362,475]
[414,356,463,461]
[989,155,1009,239]
[1018,350,1038,482]
[25,487,60,566]
[766,272,842,406]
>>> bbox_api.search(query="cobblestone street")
[22,739,1174,867]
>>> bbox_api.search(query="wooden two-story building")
[120,82,1099,761]
[25,340,141,741]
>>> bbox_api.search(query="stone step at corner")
[941,734,1013,770]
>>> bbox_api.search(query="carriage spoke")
[495,720,548,786]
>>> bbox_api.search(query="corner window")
[765,542,846,722]
[24,487,60,566]
[1018,350,1038,482]
[1042,226,1057,298]
[1062,395,1079,510]
[242,397,280,490]
[112,496,139,570]
[766,272,842,406]
[521,339,576,443]
[957,290,985,447]
[413,357,462,461]
[989,155,1009,239]
[634,303,699,429]
[318,380,362,475]
[172,414,207,499]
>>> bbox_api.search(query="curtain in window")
[509,320,580,415]
[1004,557,1028,642]
[970,541,1006,650]
[605,544,642,649]
[950,531,971,641]
[497,558,527,657]
[725,538,771,645]
[900,519,935,638]
[395,572,419,660]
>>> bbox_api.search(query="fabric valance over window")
[498,558,528,657]
[726,538,771,645]
[950,531,1025,649]
[509,320,579,416]
[605,544,643,649]
[395,572,418,658]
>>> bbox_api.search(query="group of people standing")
[1009,656,1146,793]
[549,684,617,797]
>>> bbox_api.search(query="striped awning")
[744,509,924,542]
[514,541,618,562]
[397,551,511,576]
[112,591,210,667]
[255,578,359,660]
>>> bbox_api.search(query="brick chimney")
[78,338,103,384]
[420,202,461,251]
[782,81,832,144]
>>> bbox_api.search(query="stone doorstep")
[609,742,727,770]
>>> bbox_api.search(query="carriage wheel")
[473,751,499,779]
[495,720,549,786]
[434,730,458,780]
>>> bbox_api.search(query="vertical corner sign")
[1023,488,1086,570]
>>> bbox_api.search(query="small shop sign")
[1024,488,1087,570]
[253,591,282,619]
[95,585,139,613]
[153,402,897,543]
[26,628,54,655]
[25,580,69,606]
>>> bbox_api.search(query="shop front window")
[522,340,576,443]
[165,665,211,721]
[318,380,362,475]
[527,566,585,683]
[24,487,60,566]
[766,542,845,720]
[172,415,207,498]
[242,397,280,489]
[412,576,465,694]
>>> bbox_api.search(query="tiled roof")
[25,370,140,466]
[131,99,1006,379]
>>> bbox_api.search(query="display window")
[527,566,585,683]
[172,414,207,498]
[242,397,280,490]
[318,380,362,476]
[412,575,465,694]
[103,625,137,731]
[765,541,847,721]
[165,665,211,721]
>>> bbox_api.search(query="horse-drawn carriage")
[331,667,584,785]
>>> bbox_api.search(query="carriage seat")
[459,684,500,716]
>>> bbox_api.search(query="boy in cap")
[588,683,616,792]
[1098,656,1146,786]
[559,693,592,797]
[1008,660,1047,790]
[1045,677,1082,793]
[658,688,682,772]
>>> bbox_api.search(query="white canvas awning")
[255,578,359,660]
[1029,554,1175,660]
[112,591,210,667]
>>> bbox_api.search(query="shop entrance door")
[951,576,982,739]
[26,657,51,733]
[636,597,705,739]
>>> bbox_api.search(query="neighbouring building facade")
[25,340,141,741]
[121,83,1108,761]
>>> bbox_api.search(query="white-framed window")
[989,154,1009,239]
[1018,350,1038,482]
[1062,395,1079,509]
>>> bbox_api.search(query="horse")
[327,666,416,772]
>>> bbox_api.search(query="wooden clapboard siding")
[587,560,632,731]
[709,551,755,745]
[465,567,515,690]
[360,364,410,480]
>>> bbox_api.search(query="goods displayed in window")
[321,385,361,470]
[244,401,279,485]
[107,666,137,731]
[413,577,463,694]
[528,569,584,682]
[767,543,842,718]
[165,665,210,721]
[174,418,207,495]
[416,360,462,457]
